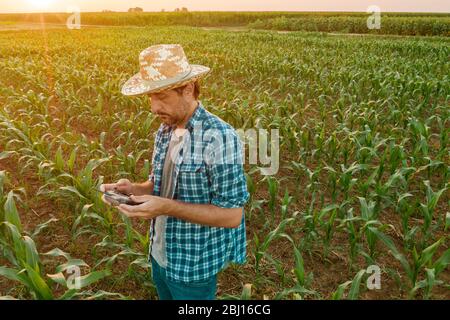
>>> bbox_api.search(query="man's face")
[148,87,189,126]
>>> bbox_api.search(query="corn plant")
[320,204,340,259]
[370,227,450,298]
[340,208,361,268]
[331,269,367,300]
[0,192,112,300]
[338,162,364,201]
[253,215,297,274]
[244,171,265,220]
[273,241,319,300]
[264,175,279,227]
[419,181,448,240]
[114,146,147,180]
[358,197,380,261]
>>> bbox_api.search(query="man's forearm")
[163,199,243,228]
[131,180,154,196]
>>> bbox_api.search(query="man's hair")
[174,80,200,99]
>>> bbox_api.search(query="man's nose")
[150,102,161,115]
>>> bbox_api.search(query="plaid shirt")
[148,102,249,282]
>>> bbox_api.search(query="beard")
[158,114,172,124]
[155,96,190,126]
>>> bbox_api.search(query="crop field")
[0,16,449,300]
[1,11,449,35]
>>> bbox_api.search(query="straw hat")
[121,44,210,96]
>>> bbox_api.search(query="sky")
[0,0,449,13]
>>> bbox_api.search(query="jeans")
[151,256,217,300]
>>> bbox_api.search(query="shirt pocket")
[177,162,210,203]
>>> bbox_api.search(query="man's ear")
[183,82,195,98]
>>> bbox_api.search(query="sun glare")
[28,0,54,9]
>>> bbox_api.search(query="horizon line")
[1,9,450,14]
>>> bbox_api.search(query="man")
[100,44,249,300]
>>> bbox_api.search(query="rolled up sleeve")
[206,128,250,209]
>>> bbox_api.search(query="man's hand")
[118,195,244,228]
[99,179,133,206]
[117,195,169,220]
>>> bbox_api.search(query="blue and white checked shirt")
[148,102,250,282]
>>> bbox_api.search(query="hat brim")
[121,64,210,96]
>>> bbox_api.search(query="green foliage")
[0,21,448,300]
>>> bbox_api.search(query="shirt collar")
[185,101,205,132]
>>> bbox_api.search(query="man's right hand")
[99,179,134,205]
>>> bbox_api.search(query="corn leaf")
[433,248,450,275]
[24,264,54,300]
[4,191,22,231]
[348,269,366,300]
[23,236,40,272]
[77,269,112,289]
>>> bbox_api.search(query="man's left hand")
[117,195,169,220]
